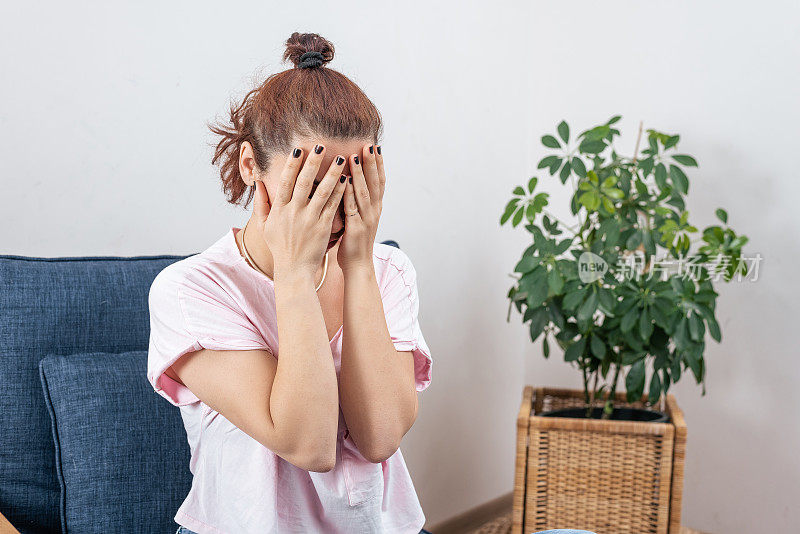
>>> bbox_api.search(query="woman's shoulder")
[372,242,415,273]
[371,242,420,293]
[149,239,244,307]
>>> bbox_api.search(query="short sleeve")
[377,247,433,392]
[146,266,271,407]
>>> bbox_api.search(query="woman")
[147,32,433,533]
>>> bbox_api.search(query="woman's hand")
[252,145,348,277]
[338,144,385,272]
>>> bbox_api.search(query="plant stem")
[632,120,644,165]
[581,360,591,417]
[602,362,623,420]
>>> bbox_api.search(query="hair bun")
[283,32,334,69]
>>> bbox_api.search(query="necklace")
[238,219,328,292]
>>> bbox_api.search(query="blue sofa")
[0,241,401,533]
[1,252,197,533]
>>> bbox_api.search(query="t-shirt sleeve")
[146,266,271,407]
[378,247,432,392]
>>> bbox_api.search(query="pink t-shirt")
[146,227,432,534]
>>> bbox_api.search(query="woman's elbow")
[360,437,401,464]
[270,430,338,473]
[292,446,337,472]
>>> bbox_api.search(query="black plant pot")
[540,406,669,423]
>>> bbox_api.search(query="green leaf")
[688,313,705,341]
[621,307,638,332]
[513,186,525,196]
[512,206,524,226]
[598,288,617,313]
[564,337,586,362]
[515,255,539,273]
[683,348,703,382]
[547,268,564,295]
[715,208,728,224]
[579,191,601,211]
[664,135,680,149]
[500,201,517,225]
[525,276,549,308]
[571,157,587,178]
[706,316,721,342]
[557,121,570,143]
[542,135,561,148]
[538,155,560,170]
[639,309,653,341]
[626,360,646,400]
[525,178,537,195]
[563,289,586,310]
[674,317,690,349]
[577,290,598,321]
[543,336,550,358]
[669,165,689,194]
[673,154,698,167]
[648,371,662,404]
[528,307,549,342]
[654,164,668,189]
[579,139,605,154]
[590,335,606,359]
[559,161,572,183]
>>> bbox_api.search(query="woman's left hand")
[338,144,385,272]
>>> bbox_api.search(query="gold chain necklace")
[238,219,328,292]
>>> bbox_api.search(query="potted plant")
[501,117,751,534]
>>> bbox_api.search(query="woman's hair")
[208,32,383,207]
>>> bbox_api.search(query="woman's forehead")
[294,136,371,156]
[291,136,372,181]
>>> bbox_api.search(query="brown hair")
[207,32,383,207]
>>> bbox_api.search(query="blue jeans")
[177,527,591,533]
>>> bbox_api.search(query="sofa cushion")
[0,253,191,533]
[39,351,192,533]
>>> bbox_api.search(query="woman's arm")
[339,263,418,463]
[166,251,341,473]
[170,147,348,471]
[337,145,420,463]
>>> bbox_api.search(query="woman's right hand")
[251,145,348,278]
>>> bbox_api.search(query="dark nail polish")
[340,174,346,183]
[293,148,301,158]
[376,145,382,155]
[353,155,360,165]
[335,156,345,165]
[348,176,353,184]
[369,145,374,154]
[314,144,324,154]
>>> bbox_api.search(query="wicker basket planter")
[512,386,687,534]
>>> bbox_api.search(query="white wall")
[1,1,797,532]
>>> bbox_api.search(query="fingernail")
[314,144,324,154]
[293,148,301,158]
[340,174,346,183]
[353,155,360,165]
[348,176,353,184]
[376,145,382,155]
[335,156,345,165]
[368,145,374,154]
